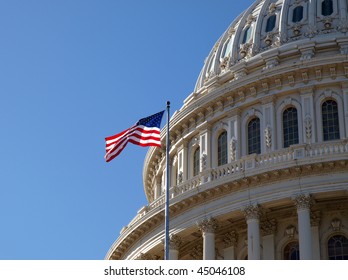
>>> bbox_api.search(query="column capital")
[223,231,238,248]
[243,204,262,220]
[169,234,182,250]
[197,217,219,234]
[293,194,312,210]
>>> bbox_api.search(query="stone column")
[294,194,313,260]
[243,205,261,260]
[223,231,238,260]
[169,234,182,260]
[311,211,321,260]
[260,219,277,260]
[197,217,218,260]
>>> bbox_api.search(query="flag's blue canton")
[137,111,164,128]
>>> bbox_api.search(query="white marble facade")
[106,0,348,260]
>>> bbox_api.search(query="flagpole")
[164,101,170,260]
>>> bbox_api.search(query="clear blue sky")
[0,0,254,259]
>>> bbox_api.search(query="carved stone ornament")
[169,234,182,250]
[220,56,230,71]
[264,33,273,46]
[292,23,302,36]
[264,125,272,149]
[323,16,332,29]
[137,253,158,260]
[230,137,237,161]
[293,194,312,210]
[243,204,261,220]
[177,171,183,184]
[260,219,277,236]
[331,218,342,231]
[239,43,251,58]
[285,225,296,239]
[200,153,207,171]
[223,231,238,247]
[304,115,312,141]
[190,245,203,260]
[197,217,219,234]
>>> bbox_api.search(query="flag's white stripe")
[105,137,129,160]
[105,135,161,161]
[105,128,160,147]
[105,125,160,146]
[105,132,160,153]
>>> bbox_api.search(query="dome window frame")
[193,146,200,177]
[217,130,228,166]
[265,14,277,33]
[292,5,304,23]
[322,99,340,142]
[282,107,299,148]
[317,0,338,19]
[247,117,261,155]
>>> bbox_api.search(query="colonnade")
[169,194,314,260]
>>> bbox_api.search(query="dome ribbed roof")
[194,0,348,92]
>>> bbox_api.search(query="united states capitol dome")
[194,0,348,93]
[106,0,348,261]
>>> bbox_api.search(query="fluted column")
[243,205,261,260]
[169,234,182,260]
[294,194,313,260]
[197,217,218,260]
[223,231,238,260]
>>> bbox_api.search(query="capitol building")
[106,0,348,260]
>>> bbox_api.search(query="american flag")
[104,111,165,162]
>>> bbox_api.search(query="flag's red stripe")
[105,126,160,147]
[104,124,161,162]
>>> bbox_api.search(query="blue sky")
[0,0,254,259]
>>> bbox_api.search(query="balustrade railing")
[128,140,348,228]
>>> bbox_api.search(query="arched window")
[328,235,348,260]
[292,6,303,22]
[284,241,300,260]
[247,118,261,155]
[193,147,200,176]
[218,131,228,166]
[242,27,252,44]
[322,100,340,141]
[322,0,333,16]
[283,107,299,148]
[265,15,276,32]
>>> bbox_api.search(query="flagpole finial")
[167,101,170,107]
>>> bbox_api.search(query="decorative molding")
[169,234,182,250]
[260,218,277,236]
[293,194,312,211]
[264,125,272,149]
[230,137,237,161]
[243,204,262,220]
[223,231,238,248]
[284,225,297,239]
[190,245,203,260]
[330,218,342,231]
[197,217,219,234]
